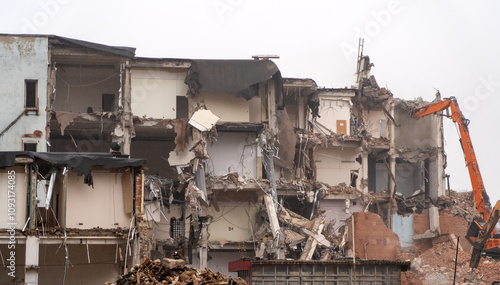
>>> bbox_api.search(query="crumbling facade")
[0,34,451,284]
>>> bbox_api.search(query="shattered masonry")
[2,34,497,285]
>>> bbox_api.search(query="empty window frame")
[25,80,38,110]
[23,142,37,152]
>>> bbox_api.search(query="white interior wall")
[316,98,351,134]
[315,148,360,186]
[0,35,48,151]
[395,106,439,148]
[131,69,188,119]
[375,162,422,196]
[365,109,388,138]
[144,202,183,240]
[206,132,257,178]
[319,198,363,233]
[0,167,28,230]
[396,162,422,197]
[375,163,389,192]
[65,171,131,229]
[207,203,258,242]
[428,157,440,200]
[195,93,251,122]
[54,66,120,113]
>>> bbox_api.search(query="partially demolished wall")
[133,57,449,278]
[0,34,465,283]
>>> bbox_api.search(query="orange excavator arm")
[413,96,491,222]
[470,201,500,268]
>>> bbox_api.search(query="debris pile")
[110,258,247,285]
[444,190,480,223]
[400,189,500,284]
[404,239,500,285]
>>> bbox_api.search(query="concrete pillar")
[429,206,441,234]
[297,95,305,129]
[419,161,425,191]
[121,61,132,155]
[388,99,396,229]
[256,144,263,179]
[389,99,396,196]
[436,111,445,197]
[199,223,208,269]
[267,80,277,134]
[24,236,39,285]
[263,194,280,239]
[132,237,140,268]
[361,152,369,194]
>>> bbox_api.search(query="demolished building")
[0,34,459,284]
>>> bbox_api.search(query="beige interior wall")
[316,98,351,134]
[395,105,439,148]
[365,109,388,138]
[131,69,188,119]
[65,171,132,229]
[144,202,183,240]
[38,244,124,285]
[0,167,28,230]
[315,147,361,186]
[206,132,257,178]
[195,93,250,122]
[319,198,363,233]
[249,97,262,123]
[207,203,258,242]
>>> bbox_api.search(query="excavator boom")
[413,97,490,221]
[412,96,499,266]
[470,201,500,268]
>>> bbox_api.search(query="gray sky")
[3,0,500,205]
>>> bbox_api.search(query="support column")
[199,222,208,269]
[264,150,278,204]
[429,206,440,235]
[388,99,396,230]
[436,109,445,197]
[361,152,369,194]
[132,236,140,268]
[121,60,132,155]
[267,80,277,134]
[25,236,39,285]
[263,194,280,240]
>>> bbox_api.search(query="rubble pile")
[110,258,247,285]
[404,240,500,285]
[444,190,480,223]
[401,189,500,284]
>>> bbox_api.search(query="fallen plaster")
[113,125,124,137]
[188,109,220,132]
[168,140,196,166]
[55,111,78,136]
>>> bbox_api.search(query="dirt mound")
[404,240,500,285]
